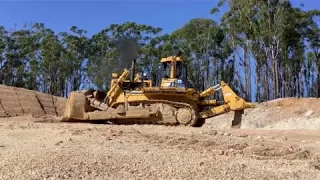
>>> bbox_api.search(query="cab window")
[163,62,171,78]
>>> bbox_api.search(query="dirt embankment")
[0,85,66,118]
[206,97,320,130]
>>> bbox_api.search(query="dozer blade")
[63,91,158,122]
[63,91,90,121]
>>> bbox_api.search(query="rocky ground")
[1,86,320,179]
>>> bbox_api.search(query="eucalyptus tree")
[216,0,320,101]
[60,26,89,94]
[1,27,33,88]
[172,18,232,91]
[218,0,257,101]
[305,13,320,97]
[0,26,8,85]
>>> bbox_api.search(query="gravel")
[0,116,320,179]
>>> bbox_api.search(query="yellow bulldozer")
[63,52,254,127]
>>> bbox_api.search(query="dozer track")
[63,91,203,127]
[112,99,199,126]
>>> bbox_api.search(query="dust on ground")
[1,86,320,179]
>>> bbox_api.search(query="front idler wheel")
[176,108,196,126]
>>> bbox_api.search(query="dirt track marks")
[130,128,316,162]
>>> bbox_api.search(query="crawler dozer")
[63,52,254,127]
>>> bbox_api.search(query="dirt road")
[1,116,320,180]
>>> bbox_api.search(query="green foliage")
[0,1,319,102]
[172,18,232,91]
[219,0,320,101]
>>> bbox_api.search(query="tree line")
[0,0,319,102]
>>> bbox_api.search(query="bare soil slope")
[0,85,66,118]
[206,97,320,130]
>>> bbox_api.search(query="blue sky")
[1,0,317,36]
[0,0,223,36]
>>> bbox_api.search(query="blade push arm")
[106,68,130,106]
[199,84,221,98]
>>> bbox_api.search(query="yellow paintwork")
[200,100,217,106]
[112,73,118,78]
[160,56,183,63]
[160,56,183,85]
[63,54,255,127]
[103,57,254,119]
[106,68,130,105]
[199,81,255,118]
[199,87,217,98]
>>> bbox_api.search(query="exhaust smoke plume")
[114,36,139,71]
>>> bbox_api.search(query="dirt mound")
[0,85,66,118]
[206,97,320,130]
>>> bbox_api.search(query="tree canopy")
[0,0,319,102]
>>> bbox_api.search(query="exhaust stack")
[130,58,136,82]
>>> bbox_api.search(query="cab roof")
[160,56,184,63]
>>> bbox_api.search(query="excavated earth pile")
[0,85,66,118]
[206,97,320,130]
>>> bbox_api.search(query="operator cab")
[159,56,190,88]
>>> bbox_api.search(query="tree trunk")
[298,71,303,98]
[272,59,276,100]
[232,39,239,94]
[244,39,251,101]
[311,73,315,97]
[283,65,287,98]
[256,66,261,102]
[317,67,320,98]
[275,58,279,99]
[263,64,268,101]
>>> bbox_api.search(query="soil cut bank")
[0,85,66,118]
